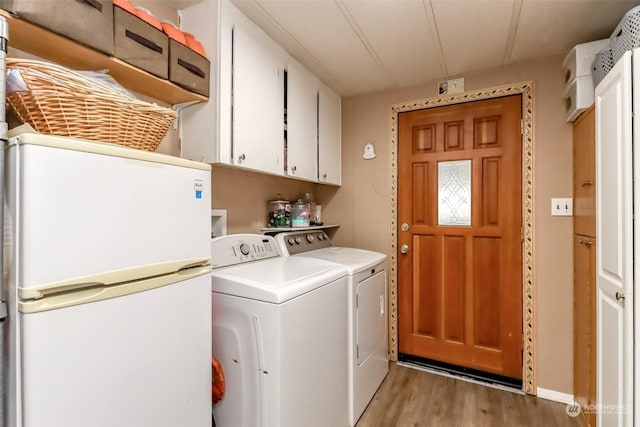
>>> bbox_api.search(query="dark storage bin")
[168,39,210,97]
[113,5,168,79]
[0,0,114,55]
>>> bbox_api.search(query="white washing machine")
[210,234,349,427]
[274,231,389,427]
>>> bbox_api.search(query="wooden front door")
[397,95,523,380]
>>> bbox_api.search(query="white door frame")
[388,82,536,394]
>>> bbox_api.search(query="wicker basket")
[6,59,177,151]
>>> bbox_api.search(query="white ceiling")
[229,0,640,97]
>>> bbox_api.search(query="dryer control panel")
[211,234,279,268]
[274,231,333,255]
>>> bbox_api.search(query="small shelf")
[1,9,208,105]
[261,224,339,234]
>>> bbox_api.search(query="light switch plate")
[551,198,573,216]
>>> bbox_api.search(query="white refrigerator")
[2,131,212,427]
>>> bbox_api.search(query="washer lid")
[298,247,387,275]
[211,256,347,303]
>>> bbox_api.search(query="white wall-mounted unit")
[562,39,608,123]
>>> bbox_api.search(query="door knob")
[401,223,409,232]
[616,292,625,301]
[400,244,409,254]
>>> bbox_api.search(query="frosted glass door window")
[438,160,471,226]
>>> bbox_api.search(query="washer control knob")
[287,238,295,246]
[306,234,314,243]
[295,237,302,244]
[239,243,250,256]
[318,233,324,240]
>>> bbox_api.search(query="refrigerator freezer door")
[19,274,211,427]
[6,133,211,290]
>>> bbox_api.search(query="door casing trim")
[388,82,535,394]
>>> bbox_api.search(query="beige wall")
[331,54,574,395]
[211,166,334,234]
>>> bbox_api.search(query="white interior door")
[595,49,634,427]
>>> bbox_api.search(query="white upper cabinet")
[232,17,286,175]
[180,0,227,164]
[286,59,319,182]
[180,0,341,185]
[318,83,342,185]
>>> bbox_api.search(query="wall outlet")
[551,198,573,216]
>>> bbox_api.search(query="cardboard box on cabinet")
[0,0,114,55]
[113,5,168,79]
[168,39,210,97]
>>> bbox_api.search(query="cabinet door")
[573,106,595,237]
[286,59,318,181]
[574,235,596,427]
[595,49,633,427]
[232,19,285,175]
[318,84,341,185]
[180,0,229,164]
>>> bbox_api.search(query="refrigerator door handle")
[18,264,212,314]
[19,257,211,300]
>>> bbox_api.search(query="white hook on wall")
[363,143,376,159]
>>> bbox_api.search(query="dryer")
[275,231,388,426]
[210,234,349,427]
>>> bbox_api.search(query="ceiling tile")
[510,0,640,64]
[343,0,445,88]
[251,0,394,95]
[432,0,514,76]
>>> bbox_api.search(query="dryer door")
[356,271,387,364]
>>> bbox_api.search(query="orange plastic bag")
[212,356,225,404]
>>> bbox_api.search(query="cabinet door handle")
[238,154,246,162]
[291,166,297,174]
[322,173,327,180]
[579,239,593,247]
[581,180,593,187]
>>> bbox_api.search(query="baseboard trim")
[536,387,574,405]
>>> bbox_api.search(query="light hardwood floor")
[356,363,582,427]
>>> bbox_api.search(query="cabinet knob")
[291,166,297,173]
[616,291,626,301]
[238,154,246,162]
[322,173,327,180]
[581,180,593,187]
[579,239,593,247]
